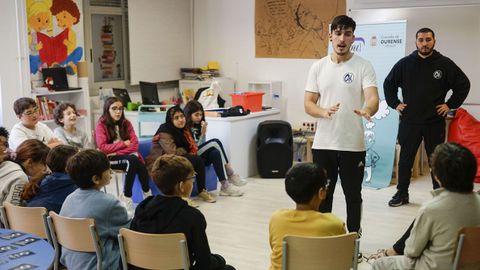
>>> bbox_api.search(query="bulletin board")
[255,0,346,59]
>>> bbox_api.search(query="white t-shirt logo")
[343,72,354,84]
[433,70,442,79]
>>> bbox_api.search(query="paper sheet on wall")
[255,0,346,59]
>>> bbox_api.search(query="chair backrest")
[118,228,190,270]
[0,202,50,240]
[452,226,480,270]
[282,232,359,270]
[47,211,102,270]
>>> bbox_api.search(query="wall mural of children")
[27,0,53,74]
[51,0,83,74]
[26,0,83,78]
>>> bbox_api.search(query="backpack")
[220,105,250,117]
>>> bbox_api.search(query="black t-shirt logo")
[433,70,442,79]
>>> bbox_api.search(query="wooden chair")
[0,202,51,243]
[282,232,359,270]
[452,226,480,270]
[118,228,190,270]
[47,212,102,270]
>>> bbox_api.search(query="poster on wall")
[255,0,346,59]
[92,14,124,82]
[328,21,406,188]
[27,0,84,87]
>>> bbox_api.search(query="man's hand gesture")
[322,103,340,119]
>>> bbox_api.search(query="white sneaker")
[119,193,135,215]
[143,189,153,198]
[227,174,247,186]
[220,184,244,197]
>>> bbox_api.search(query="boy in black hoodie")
[384,27,470,207]
[130,154,235,270]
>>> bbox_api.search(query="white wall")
[0,0,30,129]
[350,5,480,106]
[193,0,318,127]
[194,0,480,127]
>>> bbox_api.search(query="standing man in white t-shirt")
[304,15,379,236]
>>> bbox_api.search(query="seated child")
[146,106,216,205]
[130,154,235,270]
[269,162,346,270]
[372,142,480,270]
[184,100,246,196]
[60,149,130,270]
[95,97,151,213]
[9,97,62,151]
[0,127,28,206]
[24,145,78,213]
[54,103,91,149]
[1,138,50,206]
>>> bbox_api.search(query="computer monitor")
[112,88,132,107]
[139,81,160,105]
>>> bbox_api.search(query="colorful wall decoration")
[27,0,84,81]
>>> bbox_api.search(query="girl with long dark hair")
[95,97,151,214]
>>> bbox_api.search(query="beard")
[416,44,434,56]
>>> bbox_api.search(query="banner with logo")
[329,21,407,188]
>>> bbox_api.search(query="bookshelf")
[31,87,92,136]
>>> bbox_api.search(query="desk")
[205,108,281,178]
[0,228,54,269]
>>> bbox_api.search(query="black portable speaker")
[256,120,293,178]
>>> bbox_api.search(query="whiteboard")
[128,0,192,85]
[350,5,480,104]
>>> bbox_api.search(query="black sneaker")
[388,192,409,207]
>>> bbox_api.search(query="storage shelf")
[32,89,84,97]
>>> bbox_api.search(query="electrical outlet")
[301,121,316,133]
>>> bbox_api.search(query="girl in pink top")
[95,97,151,213]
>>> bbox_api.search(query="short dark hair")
[151,154,194,195]
[0,127,9,140]
[330,15,356,33]
[285,163,327,204]
[416,28,435,39]
[14,97,36,116]
[431,142,476,193]
[66,149,110,189]
[47,145,78,173]
[54,103,78,126]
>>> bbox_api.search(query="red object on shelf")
[229,92,264,112]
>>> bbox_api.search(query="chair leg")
[282,241,287,270]
[452,234,465,270]
[353,239,360,270]
[118,235,128,270]
[115,173,121,197]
